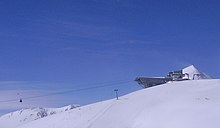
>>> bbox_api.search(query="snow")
[182,65,212,79]
[11,79,220,128]
[0,104,79,128]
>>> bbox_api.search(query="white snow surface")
[0,104,79,128]
[182,65,212,79]
[13,79,220,128]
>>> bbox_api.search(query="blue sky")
[0,0,220,114]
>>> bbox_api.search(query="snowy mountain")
[0,104,79,128]
[11,79,220,128]
[182,65,212,80]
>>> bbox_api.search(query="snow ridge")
[0,104,79,128]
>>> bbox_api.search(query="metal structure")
[135,68,191,88]
[167,70,189,81]
[114,89,119,100]
[135,77,172,88]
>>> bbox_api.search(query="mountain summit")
[0,105,79,128]
[182,65,212,80]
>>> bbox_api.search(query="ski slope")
[13,79,220,128]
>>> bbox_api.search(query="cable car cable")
[0,80,133,103]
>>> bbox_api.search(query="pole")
[114,89,118,100]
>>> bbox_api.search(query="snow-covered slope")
[0,104,79,128]
[15,79,220,128]
[182,65,212,79]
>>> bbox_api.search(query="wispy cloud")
[106,39,162,46]
[23,17,127,42]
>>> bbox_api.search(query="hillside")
[14,79,220,128]
[0,105,79,128]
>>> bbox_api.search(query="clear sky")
[0,0,220,115]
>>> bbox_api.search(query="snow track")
[86,100,116,128]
